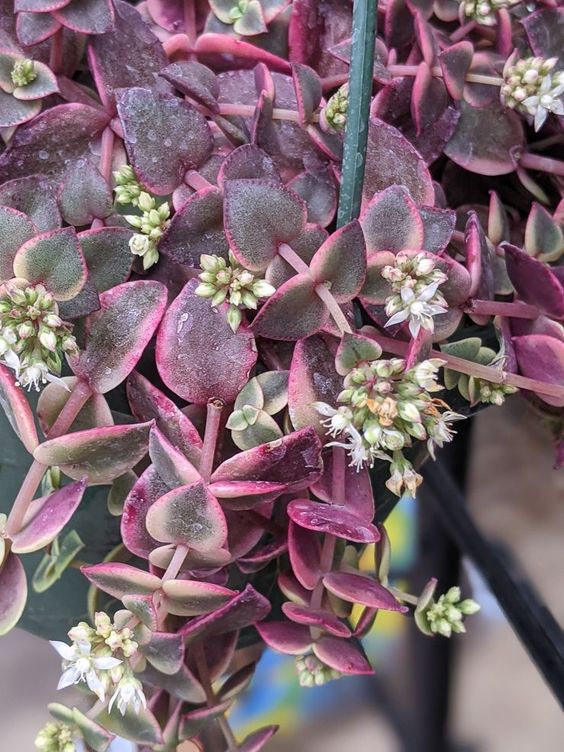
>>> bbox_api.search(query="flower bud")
[226,304,243,332]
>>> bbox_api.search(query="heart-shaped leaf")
[503,243,564,319]
[282,602,351,637]
[13,227,87,301]
[312,636,373,675]
[74,280,168,394]
[160,61,219,112]
[34,421,153,484]
[0,89,41,128]
[58,159,113,227]
[287,168,337,227]
[156,278,257,405]
[224,179,307,272]
[323,572,408,611]
[335,332,383,376]
[0,363,39,452]
[0,206,37,281]
[116,87,213,195]
[180,584,270,640]
[256,621,311,655]
[81,562,161,599]
[121,466,169,559]
[309,220,366,303]
[522,8,563,60]
[217,145,280,188]
[141,630,185,674]
[0,176,61,232]
[287,499,380,543]
[148,426,201,489]
[360,185,424,254]
[0,552,27,635]
[161,579,236,616]
[291,63,322,124]
[145,482,227,552]
[252,273,329,340]
[79,227,133,292]
[52,0,115,35]
[16,11,61,46]
[11,480,87,553]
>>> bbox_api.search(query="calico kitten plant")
[0,0,562,751]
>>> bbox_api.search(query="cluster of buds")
[476,379,516,405]
[0,281,78,391]
[34,722,75,752]
[50,611,145,715]
[320,83,349,132]
[415,582,480,638]
[114,165,170,269]
[382,252,448,338]
[460,0,519,27]
[11,57,37,87]
[228,0,251,21]
[196,252,276,331]
[501,56,564,131]
[295,654,341,688]
[315,357,464,495]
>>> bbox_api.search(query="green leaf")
[335,332,383,375]
[72,707,114,752]
[96,705,163,746]
[32,531,85,594]
[256,371,289,415]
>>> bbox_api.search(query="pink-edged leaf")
[0,104,109,183]
[312,636,373,675]
[127,371,202,465]
[145,482,227,552]
[223,179,307,272]
[287,499,380,543]
[464,212,494,305]
[79,227,133,292]
[52,0,115,35]
[159,187,228,266]
[513,335,564,408]
[0,363,39,452]
[225,510,267,560]
[195,33,292,75]
[16,11,61,46]
[160,61,219,112]
[411,62,448,136]
[13,227,86,301]
[278,571,310,606]
[420,206,456,254]
[217,144,280,188]
[116,87,213,195]
[525,203,563,261]
[211,427,322,491]
[121,466,168,559]
[141,630,185,675]
[95,705,163,747]
[287,168,337,228]
[74,280,168,394]
[312,450,375,521]
[252,274,330,341]
[141,662,205,704]
[240,726,279,752]
[363,118,435,206]
[0,206,37,280]
[156,278,257,404]
[149,543,230,571]
[34,421,152,484]
[148,426,201,489]
[58,159,113,227]
[360,185,425,254]
[323,571,408,612]
[180,702,232,740]
[503,243,564,319]
[208,480,287,500]
[161,579,236,617]
[521,7,563,60]
[0,176,61,233]
[288,521,321,590]
[10,62,58,102]
[256,621,311,655]
[11,479,86,553]
[288,335,341,441]
[282,602,351,637]
[288,0,351,76]
[266,224,328,289]
[180,584,271,639]
[122,593,158,631]
[358,251,394,305]
[291,63,322,124]
[219,662,257,701]
[309,220,366,302]
[434,253,472,306]
[14,0,68,11]
[88,0,169,110]
[0,90,41,128]
[439,42,473,100]
[444,101,524,176]
[0,553,27,635]
[57,275,100,321]
[81,562,161,599]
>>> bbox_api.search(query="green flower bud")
[11,58,37,88]
[226,304,243,332]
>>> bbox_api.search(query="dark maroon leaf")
[323,572,408,611]
[312,636,373,675]
[121,466,168,559]
[287,499,380,543]
[503,243,564,319]
[282,602,351,637]
[288,521,321,590]
[180,585,271,640]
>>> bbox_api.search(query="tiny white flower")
[50,640,122,702]
[108,675,147,716]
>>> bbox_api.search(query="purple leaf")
[74,280,168,394]
[0,176,61,232]
[145,482,228,552]
[312,636,373,675]
[121,593,158,631]
[360,185,424,254]
[180,701,232,740]
[0,553,27,636]
[58,159,113,226]
[0,103,109,183]
[16,10,61,46]
[141,661,205,703]
[159,187,228,266]
[79,227,134,292]
[323,572,408,612]
[503,243,564,319]
[88,0,169,110]
[161,579,236,616]
[217,144,280,188]
[81,562,161,599]
[464,212,494,304]
[240,726,279,752]
[127,371,202,465]
[148,426,201,489]
[38,376,112,434]
[160,60,219,112]
[223,178,307,271]
[312,451,375,522]
[282,602,351,637]
[309,220,366,303]
[288,521,321,590]
[521,8,563,60]
[121,466,168,559]
[156,278,257,404]
[141,630,185,675]
[287,499,380,543]
[439,42,473,100]
[180,585,271,639]
[0,206,36,281]
[34,421,153,484]
[287,168,337,228]
[525,203,563,261]
[0,89,41,128]
[11,479,86,553]
[14,0,68,11]
[0,363,39,452]
[291,62,322,124]
[358,253,394,305]
[411,62,448,136]
[513,335,564,408]
[288,0,351,77]
[256,621,311,655]
[116,87,213,195]
[419,206,456,254]
[53,0,115,35]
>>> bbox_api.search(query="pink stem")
[163,33,192,58]
[217,102,317,123]
[183,0,197,48]
[388,64,502,86]
[519,153,564,177]
[184,170,213,191]
[450,20,475,43]
[49,29,63,73]
[464,299,541,319]
[99,126,115,185]
[200,399,224,482]
[161,544,189,582]
[6,379,93,536]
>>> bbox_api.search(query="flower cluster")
[460,0,518,26]
[0,281,78,391]
[114,165,170,270]
[320,84,349,132]
[196,251,276,331]
[296,654,342,687]
[11,58,37,87]
[315,357,464,494]
[50,612,145,715]
[382,252,448,337]
[34,722,75,752]
[416,583,480,638]
[501,56,564,131]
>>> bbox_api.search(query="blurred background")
[2,396,563,751]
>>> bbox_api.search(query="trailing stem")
[464,299,541,319]
[518,152,564,177]
[194,642,239,752]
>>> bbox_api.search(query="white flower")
[16,362,69,392]
[129,233,151,256]
[522,73,564,131]
[426,411,465,459]
[108,675,147,716]
[385,282,448,338]
[50,640,122,701]
[313,402,353,437]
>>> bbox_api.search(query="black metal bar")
[422,458,564,708]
